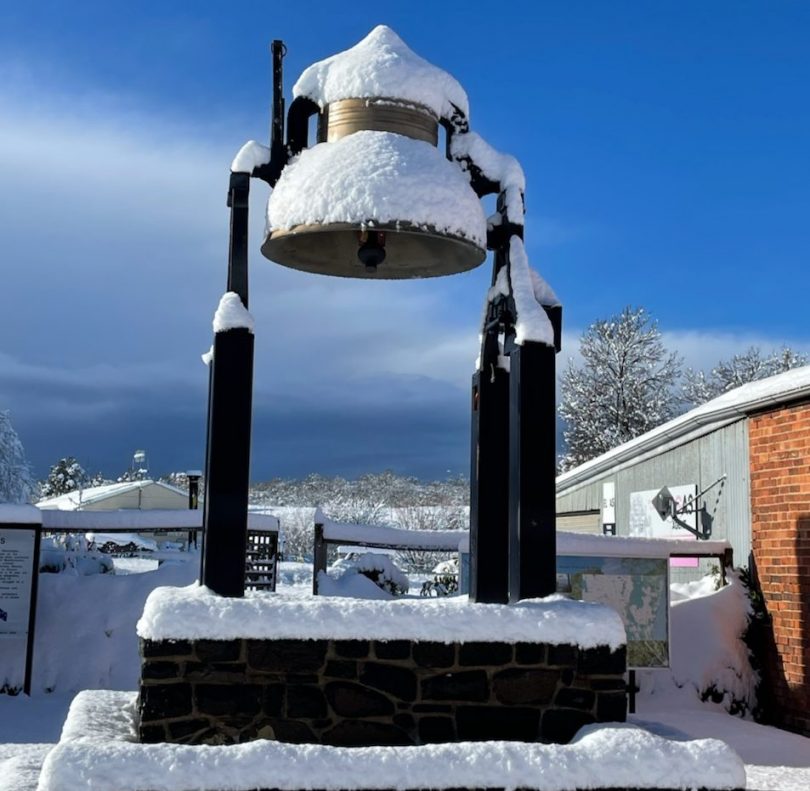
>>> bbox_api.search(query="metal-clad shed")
[555,365,810,735]
[556,366,810,569]
[37,480,188,511]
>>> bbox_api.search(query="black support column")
[201,172,254,597]
[469,363,511,603]
[508,339,558,602]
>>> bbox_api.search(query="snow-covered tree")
[682,346,808,407]
[87,470,109,488]
[0,411,34,504]
[248,473,469,562]
[40,456,89,499]
[558,307,682,471]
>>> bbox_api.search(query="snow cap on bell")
[293,25,470,120]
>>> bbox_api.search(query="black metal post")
[200,172,254,597]
[469,362,511,603]
[270,40,286,166]
[508,340,558,601]
[313,521,327,595]
[24,523,41,696]
[187,472,200,549]
[226,172,250,302]
[198,37,290,596]
[469,191,525,604]
[188,474,200,510]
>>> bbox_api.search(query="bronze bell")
[261,31,487,280]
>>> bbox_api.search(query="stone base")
[139,637,627,745]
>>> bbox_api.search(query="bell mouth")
[261,221,486,280]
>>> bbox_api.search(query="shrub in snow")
[647,571,759,718]
[733,565,768,720]
[330,552,409,596]
[87,532,157,555]
[421,557,459,597]
[39,537,67,573]
[39,535,114,576]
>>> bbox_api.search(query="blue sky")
[1,1,809,481]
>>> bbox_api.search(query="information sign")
[0,529,36,634]
[0,524,40,694]
[558,554,670,668]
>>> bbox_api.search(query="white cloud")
[662,329,810,372]
[556,326,810,383]
[0,69,489,451]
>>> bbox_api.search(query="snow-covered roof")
[557,531,730,559]
[0,504,42,524]
[138,584,626,649]
[38,690,746,791]
[36,480,188,511]
[40,509,279,532]
[557,364,810,493]
[293,26,469,121]
[318,510,466,551]
[456,530,730,559]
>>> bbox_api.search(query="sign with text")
[0,528,36,635]
[628,484,699,540]
[0,525,39,693]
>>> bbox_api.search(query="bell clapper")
[357,230,387,273]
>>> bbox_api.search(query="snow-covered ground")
[111,557,160,575]
[1,560,808,790]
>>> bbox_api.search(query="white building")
[37,480,189,512]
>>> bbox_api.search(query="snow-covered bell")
[261,26,488,279]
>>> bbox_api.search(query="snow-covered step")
[36,691,745,791]
[0,744,53,791]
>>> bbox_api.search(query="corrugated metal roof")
[558,364,810,494]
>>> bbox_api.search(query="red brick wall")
[749,402,810,735]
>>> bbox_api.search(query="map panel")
[557,555,669,668]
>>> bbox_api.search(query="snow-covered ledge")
[38,690,746,791]
[136,586,629,747]
[137,585,625,647]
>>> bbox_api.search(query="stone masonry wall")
[750,401,810,736]
[139,638,626,746]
